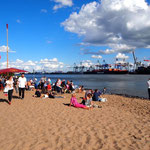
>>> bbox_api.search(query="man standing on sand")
[148,78,150,100]
[18,73,27,99]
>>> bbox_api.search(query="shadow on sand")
[0,99,9,104]
[63,103,70,107]
[12,96,20,99]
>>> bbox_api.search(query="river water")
[25,74,150,99]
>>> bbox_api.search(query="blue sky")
[0,0,150,71]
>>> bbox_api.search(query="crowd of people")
[0,74,108,107]
[1,74,150,107]
[0,74,91,105]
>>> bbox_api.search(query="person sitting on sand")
[101,87,108,95]
[48,91,55,98]
[82,93,101,108]
[33,89,41,97]
[27,80,31,90]
[78,85,84,93]
[65,80,71,93]
[84,93,93,107]
[55,78,62,93]
[42,91,64,99]
[61,79,66,93]
[69,92,90,109]
[47,82,52,92]
[69,82,75,92]
[92,89,102,101]
[47,77,52,85]
[85,89,93,99]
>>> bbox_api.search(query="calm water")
[25,74,150,98]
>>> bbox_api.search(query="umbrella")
[0,68,28,74]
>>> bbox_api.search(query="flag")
[6,24,8,29]
[0,56,1,59]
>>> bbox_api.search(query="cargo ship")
[135,66,150,74]
[83,68,128,74]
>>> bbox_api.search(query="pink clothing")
[66,84,69,90]
[70,97,86,108]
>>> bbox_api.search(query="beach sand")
[0,91,150,150]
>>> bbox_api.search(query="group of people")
[28,77,79,94]
[2,74,150,106]
[0,74,86,105]
[70,88,107,109]
[3,73,27,105]
[33,77,83,99]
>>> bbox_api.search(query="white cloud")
[79,60,93,68]
[16,59,23,63]
[16,19,21,23]
[39,58,64,71]
[83,44,135,55]
[0,45,16,53]
[24,60,36,66]
[91,55,102,59]
[116,53,129,59]
[0,58,64,72]
[62,0,150,54]
[41,9,48,13]
[53,0,73,10]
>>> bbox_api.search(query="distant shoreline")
[110,93,149,100]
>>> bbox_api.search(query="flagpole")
[6,24,8,68]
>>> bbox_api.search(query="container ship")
[84,68,128,74]
[73,63,129,74]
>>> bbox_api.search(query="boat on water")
[104,68,128,74]
[83,68,128,74]
[135,66,150,74]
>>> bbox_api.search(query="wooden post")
[6,24,8,68]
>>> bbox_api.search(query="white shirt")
[148,80,150,88]
[6,79,14,90]
[56,79,61,87]
[18,77,27,88]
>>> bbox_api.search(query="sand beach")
[0,91,150,150]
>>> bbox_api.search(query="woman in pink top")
[69,92,89,109]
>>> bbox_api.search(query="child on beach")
[84,93,93,107]
[70,92,90,109]
[81,93,101,108]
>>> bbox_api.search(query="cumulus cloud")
[0,45,16,53]
[53,0,73,10]
[0,58,64,72]
[41,9,48,13]
[62,0,150,54]
[91,55,102,59]
[79,60,93,68]
[116,53,129,59]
